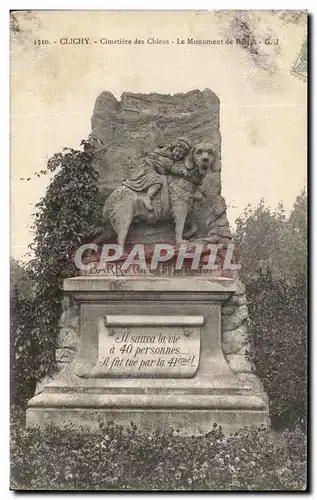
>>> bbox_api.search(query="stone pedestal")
[26,277,269,435]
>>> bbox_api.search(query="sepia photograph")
[10,9,307,491]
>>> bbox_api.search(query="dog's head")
[185,142,218,174]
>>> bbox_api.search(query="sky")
[10,10,307,261]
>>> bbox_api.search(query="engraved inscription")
[93,315,203,377]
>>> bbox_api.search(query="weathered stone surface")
[222,323,249,355]
[55,347,77,363]
[236,373,269,405]
[90,90,221,193]
[222,305,237,315]
[235,280,246,296]
[57,327,80,350]
[226,294,248,306]
[235,343,251,356]
[226,354,254,374]
[55,298,80,371]
[64,276,237,293]
[88,89,231,244]
[222,305,249,331]
[34,365,68,396]
[26,406,269,436]
[59,298,80,330]
[35,305,80,394]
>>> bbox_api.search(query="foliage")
[234,190,307,284]
[27,142,104,377]
[11,143,104,415]
[10,258,33,300]
[10,259,37,420]
[233,191,307,428]
[10,422,306,491]
[247,272,307,429]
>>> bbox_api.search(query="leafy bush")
[27,142,104,379]
[235,191,307,284]
[234,192,307,428]
[11,144,105,416]
[247,272,307,429]
[10,260,37,421]
[10,422,306,491]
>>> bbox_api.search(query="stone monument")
[26,89,269,434]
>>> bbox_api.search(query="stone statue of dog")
[98,142,218,249]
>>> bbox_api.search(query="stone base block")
[26,392,269,435]
[26,277,269,435]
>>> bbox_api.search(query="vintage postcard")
[10,10,307,491]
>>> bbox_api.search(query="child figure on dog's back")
[123,137,192,212]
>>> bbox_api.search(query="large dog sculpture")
[100,142,217,249]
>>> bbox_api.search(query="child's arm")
[150,152,174,175]
[169,162,191,178]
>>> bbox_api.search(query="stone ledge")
[26,408,269,435]
[64,276,237,293]
[27,392,267,410]
[104,314,204,326]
